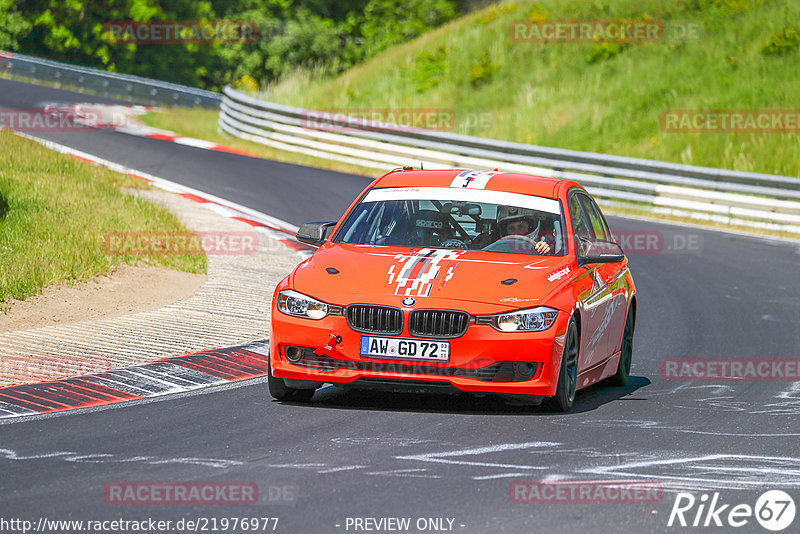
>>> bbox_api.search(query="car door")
[576,193,628,362]
[567,189,617,372]
[568,190,606,374]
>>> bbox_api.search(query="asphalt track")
[1,78,799,533]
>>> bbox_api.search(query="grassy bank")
[262,0,799,177]
[0,130,206,306]
[140,0,800,179]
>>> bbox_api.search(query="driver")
[496,206,551,254]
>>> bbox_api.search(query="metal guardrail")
[0,50,220,108]
[220,86,800,236]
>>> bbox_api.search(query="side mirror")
[296,221,336,247]
[576,240,625,267]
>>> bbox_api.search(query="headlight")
[277,290,342,320]
[475,307,558,332]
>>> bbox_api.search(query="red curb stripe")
[0,377,144,414]
[63,378,144,401]
[229,216,295,236]
[125,172,153,183]
[223,350,270,370]
[146,133,178,142]
[0,391,66,411]
[172,359,249,381]
[209,145,261,158]
[0,345,271,418]
[279,239,314,252]
[42,382,113,404]
[0,393,52,412]
[11,384,99,408]
[162,361,239,381]
[179,193,211,204]
[47,379,140,405]
[3,386,79,409]
[168,351,267,380]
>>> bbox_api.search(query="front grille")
[347,379,457,393]
[346,305,403,335]
[408,310,470,338]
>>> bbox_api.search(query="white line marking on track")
[471,473,540,481]
[581,454,800,490]
[317,465,369,474]
[0,448,241,468]
[366,468,440,479]
[396,442,559,471]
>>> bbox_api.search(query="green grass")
[260,0,800,178]
[0,130,206,306]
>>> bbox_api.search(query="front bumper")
[270,305,569,397]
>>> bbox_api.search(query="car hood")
[291,244,573,313]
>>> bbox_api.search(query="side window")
[568,193,591,256]
[568,195,591,240]
[578,194,609,242]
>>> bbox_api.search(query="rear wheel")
[268,361,315,402]
[543,319,579,412]
[609,305,635,386]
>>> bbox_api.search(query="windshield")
[335,187,567,256]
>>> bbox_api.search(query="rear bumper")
[270,307,569,397]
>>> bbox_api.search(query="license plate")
[360,336,450,362]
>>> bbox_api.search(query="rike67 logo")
[668,490,796,531]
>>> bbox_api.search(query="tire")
[609,304,635,386]
[268,361,315,402]
[543,319,579,412]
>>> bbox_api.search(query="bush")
[761,27,800,55]
[413,45,449,92]
[587,41,628,63]
[468,46,498,87]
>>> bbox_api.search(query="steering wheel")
[481,234,540,253]
[441,238,468,249]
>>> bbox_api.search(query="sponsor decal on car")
[547,266,570,282]
[415,219,444,229]
[450,170,502,189]
[363,186,562,215]
[386,248,464,297]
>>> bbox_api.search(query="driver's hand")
[535,240,551,254]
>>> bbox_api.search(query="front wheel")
[543,319,579,412]
[268,361,315,402]
[609,305,635,386]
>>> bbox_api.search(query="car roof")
[373,169,576,199]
